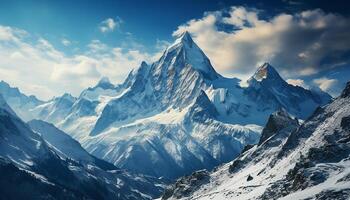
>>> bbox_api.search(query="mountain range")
[0,32,332,181]
[0,94,165,199]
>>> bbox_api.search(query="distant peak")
[95,76,114,89]
[61,93,75,100]
[249,62,283,83]
[98,76,111,84]
[140,61,148,67]
[0,80,8,85]
[53,93,75,102]
[0,80,12,88]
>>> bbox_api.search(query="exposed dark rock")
[247,175,253,181]
[162,170,210,200]
[315,189,350,200]
[229,159,244,173]
[341,81,350,98]
[341,116,350,131]
[258,109,298,146]
[241,144,254,153]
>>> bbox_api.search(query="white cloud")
[313,77,338,92]
[99,18,121,33]
[286,79,308,88]
[87,39,108,52]
[0,25,155,100]
[173,7,350,80]
[61,38,71,46]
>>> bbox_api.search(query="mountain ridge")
[162,81,350,200]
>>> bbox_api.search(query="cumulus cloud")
[286,79,308,88]
[173,7,350,80]
[313,77,338,92]
[99,18,121,33]
[0,25,155,100]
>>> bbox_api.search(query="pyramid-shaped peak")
[251,62,283,82]
[171,31,195,48]
[179,31,193,42]
[157,31,219,80]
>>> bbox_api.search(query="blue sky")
[1,0,347,53]
[0,0,349,99]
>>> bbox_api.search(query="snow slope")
[163,81,350,200]
[0,98,165,199]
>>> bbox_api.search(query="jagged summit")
[171,31,194,47]
[61,92,74,98]
[94,76,114,89]
[249,62,284,83]
[160,31,219,80]
[59,93,76,102]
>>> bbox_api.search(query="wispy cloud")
[61,38,71,46]
[99,18,122,33]
[313,77,338,92]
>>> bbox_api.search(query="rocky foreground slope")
[162,81,350,200]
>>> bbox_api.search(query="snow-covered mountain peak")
[0,80,43,121]
[173,31,194,46]
[249,62,284,83]
[158,31,219,81]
